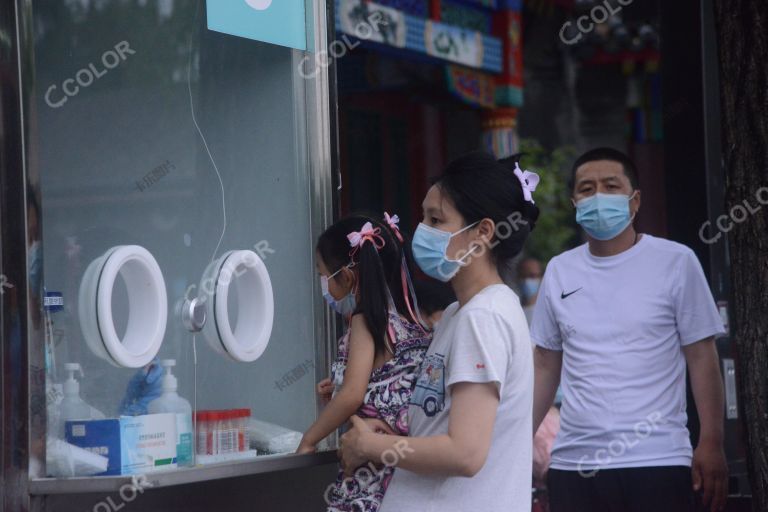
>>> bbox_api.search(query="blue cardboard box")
[65,419,122,475]
[65,413,177,475]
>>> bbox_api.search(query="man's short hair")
[570,147,640,191]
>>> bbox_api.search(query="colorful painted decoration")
[464,0,499,8]
[482,108,519,158]
[338,0,407,48]
[335,0,502,72]
[441,1,493,33]
[373,0,429,17]
[446,65,496,108]
[425,21,485,69]
[494,9,524,107]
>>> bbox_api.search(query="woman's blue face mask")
[574,191,637,241]
[412,222,479,282]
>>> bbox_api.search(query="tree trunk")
[713,1,768,510]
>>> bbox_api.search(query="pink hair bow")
[384,212,404,242]
[514,162,540,204]
[347,222,385,256]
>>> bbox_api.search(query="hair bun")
[497,153,525,169]
[497,153,540,231]
[521,201,540,231]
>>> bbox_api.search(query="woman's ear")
[477,218,496,244]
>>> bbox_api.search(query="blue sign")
[43,291,64,312]
[207,0,307,51]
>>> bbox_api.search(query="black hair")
[316,215,409,356]
[570,147,640,191]
[432,150,540,264]
[414,280,456,315]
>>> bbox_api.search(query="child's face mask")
[320,264,356,316]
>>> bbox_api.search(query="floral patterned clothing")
[326,311,432,512]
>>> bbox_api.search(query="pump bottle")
[60,363,94,426]
[148,359,193,466]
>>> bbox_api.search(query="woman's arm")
[340,381,499,477]
[298,314,375,452]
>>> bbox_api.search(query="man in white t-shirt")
[531,148,728,512]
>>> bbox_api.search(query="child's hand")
[363,418,396,435]
[296,439,317,454]
[316,377,334,404]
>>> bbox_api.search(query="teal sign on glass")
[207,0,307,51]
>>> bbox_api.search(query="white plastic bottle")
[60,363,94,435]
[147,360,193,466]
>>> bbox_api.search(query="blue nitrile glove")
[118,360,164,416]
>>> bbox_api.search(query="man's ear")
[631,189,642,215]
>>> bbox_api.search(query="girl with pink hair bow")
[298,214,431,512]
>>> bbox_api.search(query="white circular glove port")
[199,250,274,363]
[78,245,168,368]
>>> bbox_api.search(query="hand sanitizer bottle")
[148,360,193,466]
[60,363,93,432]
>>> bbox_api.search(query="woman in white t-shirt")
[339,151,540,512]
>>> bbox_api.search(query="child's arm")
[339,381,500,476]
[297,314,376,453]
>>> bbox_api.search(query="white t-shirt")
[530,235,725,472]
[380,284,533,512]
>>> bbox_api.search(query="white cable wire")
[186,4,217,463]
[192,333,198,465]
[187,6,227,265]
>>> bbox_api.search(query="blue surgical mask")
[520,277,541,300]
[575,192,637,241]
[412,222,479,282]
[320,266,357,316]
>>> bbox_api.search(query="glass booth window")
[28,1,326,478]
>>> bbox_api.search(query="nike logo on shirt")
[561,288,582,299]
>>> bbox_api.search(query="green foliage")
[517,140,579,264]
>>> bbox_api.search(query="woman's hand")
[316,378,334,404]
[339,416,375,475]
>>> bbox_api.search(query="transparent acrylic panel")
[30,0,321,476]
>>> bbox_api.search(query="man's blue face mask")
[574,191,637,241]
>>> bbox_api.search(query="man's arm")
[533,346,562,433]
[683,337,728,512]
